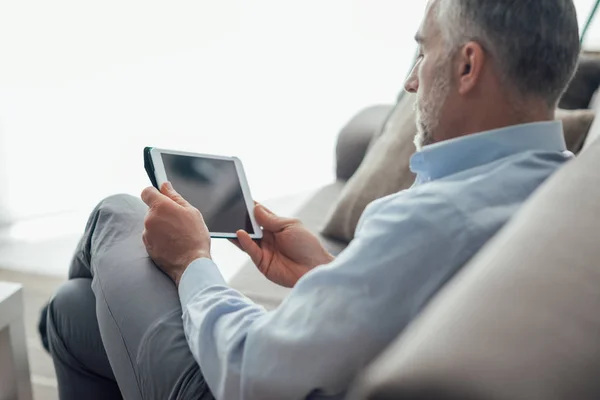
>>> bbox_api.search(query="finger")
[254,202,274,214]
[141,187,164,208]
[161,182,191,208]
[254,204,295,232]
[228,238,244,252]
[236,230,263,265]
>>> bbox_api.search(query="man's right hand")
[233,204,335,288]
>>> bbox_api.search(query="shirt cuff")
[178,258,227,306]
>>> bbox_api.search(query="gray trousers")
[46,195,215,400]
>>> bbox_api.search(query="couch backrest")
[349,139,600,399]
[583,91,600,149]
[335,105,394,181]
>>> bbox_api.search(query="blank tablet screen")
[161,153,254,234]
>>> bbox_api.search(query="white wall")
[0,121,8,224]
[580,0,600,47]
[0,0,427,223]
[2,0,595,225]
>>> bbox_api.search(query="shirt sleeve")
[178,189,476,400]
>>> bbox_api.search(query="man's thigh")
[85,194,213,400]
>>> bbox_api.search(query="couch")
[227,98,600,399]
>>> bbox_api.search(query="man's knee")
[94,194,145,220]
[83,194,147,242]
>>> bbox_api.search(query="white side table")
[0,282,33,400]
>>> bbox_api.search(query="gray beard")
[413,62,451,151]
[414,116,436,150]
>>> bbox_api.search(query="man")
[45,0,580,399]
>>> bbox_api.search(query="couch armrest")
[349,140,600,400]
[336,105,394,181]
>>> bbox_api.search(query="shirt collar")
[409,121,567,182]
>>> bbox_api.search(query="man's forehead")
[425,0,441,16]
[416,0,441,42]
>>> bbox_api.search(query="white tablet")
[145,147,263,240]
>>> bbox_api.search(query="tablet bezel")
[149,147,263,240]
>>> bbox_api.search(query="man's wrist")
[173,271,186,288]
[325,252,335,264]
[318,251,335,266]
[174,251,211,287]
[177,258,228,306]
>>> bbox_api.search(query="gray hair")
[436,0,580,107]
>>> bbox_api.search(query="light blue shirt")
[178,121,572,400]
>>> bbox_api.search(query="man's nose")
[404,72,418,94]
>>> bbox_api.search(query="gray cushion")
[336,105,395,181]
[350,140,600,399]
[321,94,417,242]
[559,54,600,110]
[322,102,592,244]
[583,92,600,149]
[556,109,596,154]
[229,182,347,310]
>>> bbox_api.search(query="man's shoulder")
[353,185,475,253]
[362,149,569,234]
[362,183,466,229]
[435,149,571,204]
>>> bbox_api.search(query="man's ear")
[456,41,485,95]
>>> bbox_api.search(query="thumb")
[236,230,263,266]
[254,204,294,232]
[161,182,191,207]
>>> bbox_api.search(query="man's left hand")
[141,182,211,286]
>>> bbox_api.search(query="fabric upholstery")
[321,105,594,243]
[349,139,600,400]
[321,94,417,242]
[336,105,394,181]
[556,109,595,153]
[228,182,346,310]
[583,90,600,149]
[559,53,600,110]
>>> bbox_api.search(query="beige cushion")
[557,109,595,153]
[320,93,417,242]
[559,53,600,110]
[350,139,600,400]
[583,93,600,149]
[336,105,396,181]
[322,106,594,243]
